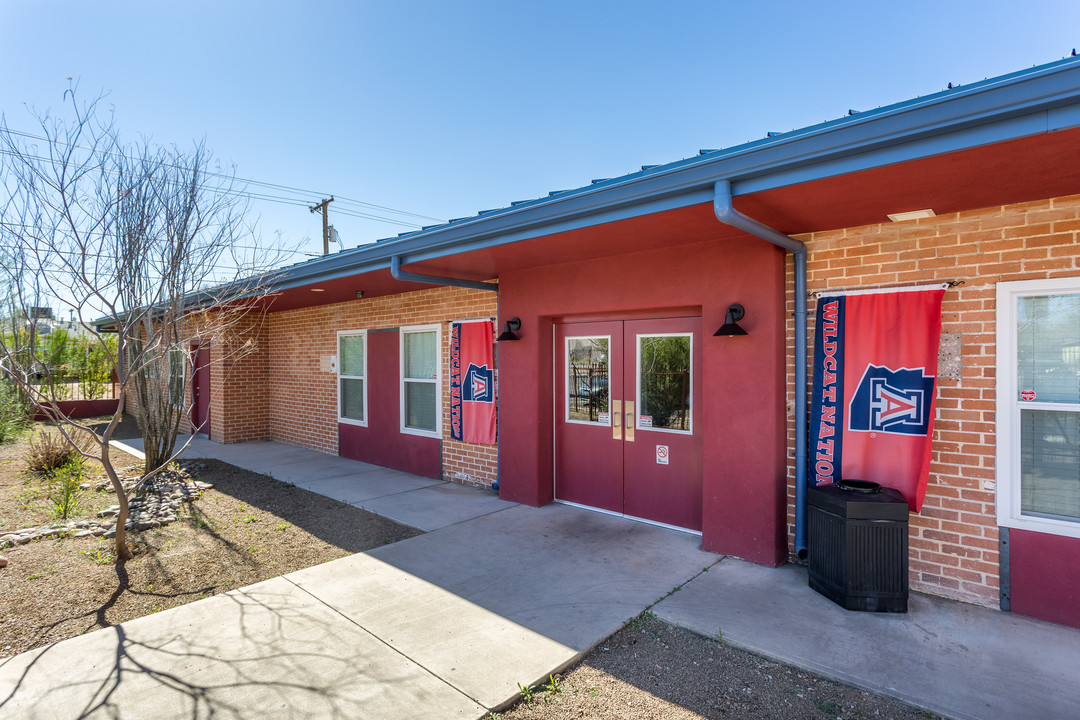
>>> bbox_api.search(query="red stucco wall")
[498,233,789,564]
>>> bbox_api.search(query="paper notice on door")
[656,444,669,465]
[640,415,653,428]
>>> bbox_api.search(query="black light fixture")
[497,317,522,341]
[714,303,748,337]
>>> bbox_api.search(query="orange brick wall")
[787,193,1080,607]
[264,286,499,485]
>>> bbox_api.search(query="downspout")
[390,254,503,494]
[390,255,499,293]
[713,180,810,560]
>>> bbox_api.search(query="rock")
[73,530,94,537]
[98,508,119,518]
[0,556,7,568]
[16,536,31,545]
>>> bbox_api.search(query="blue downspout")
[390,255,499,293]
[713,180,810,560]
[389,254,502,493]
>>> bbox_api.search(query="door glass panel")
[638,334,691,432]
[566,336,609,423]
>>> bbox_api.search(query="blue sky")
[2,1,1078,262]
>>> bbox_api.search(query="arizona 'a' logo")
[462,363,494,403]
[848,364,934,436]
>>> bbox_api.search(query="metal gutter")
[389,255,498,293]
[267,56,1080,292]
[713,180,810,560]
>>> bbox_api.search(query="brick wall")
[788,193,1080,607]
[265,286,499,484]
[208,313,270,444]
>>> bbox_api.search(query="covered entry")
[555,316,703,531]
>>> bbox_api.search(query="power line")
[0,128,446,227]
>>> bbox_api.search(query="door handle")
[625,401,635,442]
[611,400,622,440]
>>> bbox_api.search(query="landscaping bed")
[495,613,940,720]
[0,423,421,659]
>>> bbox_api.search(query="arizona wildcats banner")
[810,285,945,511]
[450,320,496,444]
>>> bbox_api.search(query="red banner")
[810,286,945,511]
[450,320,496,444]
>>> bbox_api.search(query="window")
[997,277,1080,539]
[401,325,440,437]
[168,347,186,408]
[338,331,367,426]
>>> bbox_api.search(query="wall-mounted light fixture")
[714,303,748,337]
[497,317,521,341]
[355,290,365,299]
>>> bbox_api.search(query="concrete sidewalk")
[1,438,718,719]
[657,558,1080,720]
[2,438,1078,719]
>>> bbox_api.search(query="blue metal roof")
[270,54,1080,292]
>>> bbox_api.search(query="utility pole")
[309,196,334,255]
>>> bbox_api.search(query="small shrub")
[48,459,84,520]
[27,428,88,475]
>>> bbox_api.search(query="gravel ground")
[0,424,421,658]
[494,613,941,720]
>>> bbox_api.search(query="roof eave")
[271,56,1080,290]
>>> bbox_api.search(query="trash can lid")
[807,481,910,519]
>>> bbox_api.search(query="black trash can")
[807,480,909,613]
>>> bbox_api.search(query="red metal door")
[555,317,702,531]
[555,321,624,513]
[622,317,702,531]
[191,344,210,435]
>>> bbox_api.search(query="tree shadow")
[0,577,482,719]
[186,459,423,555]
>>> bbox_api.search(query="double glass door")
[555,316,702,531]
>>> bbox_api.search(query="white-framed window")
[401,324,440,437]
[338,330,367,426]
[168,346,186,409]
[996,277,1080,539]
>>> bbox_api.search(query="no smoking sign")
[656,444,669,465]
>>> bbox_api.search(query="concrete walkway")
[2,438,1078,719]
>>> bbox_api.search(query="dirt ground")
[0,420,421,659]
[2,418,939,718]
[495,613,940,720]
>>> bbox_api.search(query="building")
[195,56,1080,629]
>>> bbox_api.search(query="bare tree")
[0,89,286,561]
